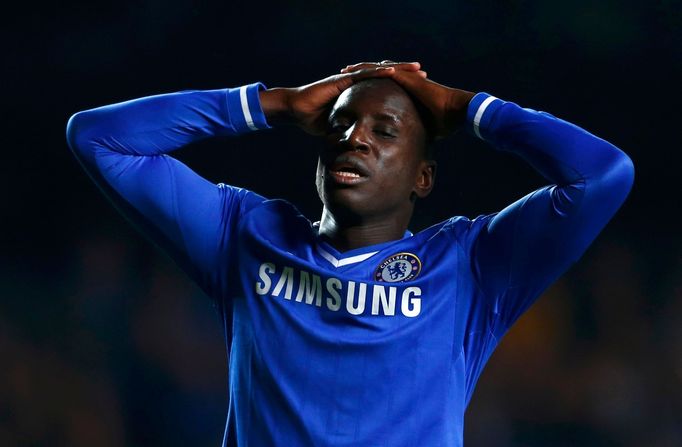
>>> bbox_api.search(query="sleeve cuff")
[225,82,272,133]
[466,92,505,141]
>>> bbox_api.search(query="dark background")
[2,0,681,446]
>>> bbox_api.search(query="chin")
[319,185,374,222]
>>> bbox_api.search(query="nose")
[341,122,370,152]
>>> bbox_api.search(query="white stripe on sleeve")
[473,96,498,139]
[239,86,258,131]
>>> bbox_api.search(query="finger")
[341,61,420,72]
[340,63,380,73]
[340,62,374,73]
[384,69,433,96]
[334,66,396,91]
[349,66,395,81]
[340,61,421,74]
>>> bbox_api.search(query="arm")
[467,93,634,334]
[341,62,635,334]
[65,67,405,303]
[65,84,271,303]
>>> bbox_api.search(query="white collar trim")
[315,244,379,268]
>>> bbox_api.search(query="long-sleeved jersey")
[66,82,634,446]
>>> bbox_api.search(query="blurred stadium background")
[1,0,680,445]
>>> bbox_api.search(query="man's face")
[316,79,434,221]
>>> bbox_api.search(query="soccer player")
[66,60,634,446]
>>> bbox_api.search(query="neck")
[317,206,412,253]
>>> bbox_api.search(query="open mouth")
[330,168,363,179]
[327,158,370,185]
[328,167,367,184]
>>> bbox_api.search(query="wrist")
[436,88,475,137]
[447,88,475,123]
[259,88,293,125]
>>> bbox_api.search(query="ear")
[413,159,436,199]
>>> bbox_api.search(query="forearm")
[467,93,634,192]
[66,83,270,159]
[258,87,293,125]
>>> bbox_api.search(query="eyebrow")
[373,113,402,125]
[329,109,403,125]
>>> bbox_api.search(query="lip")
[327,168,369,185]
[325,154,371,186]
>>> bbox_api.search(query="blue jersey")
[66,82,634,446]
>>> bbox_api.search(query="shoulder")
[416,213,498,250]
[241,196,310,222]
[213,186,311,238]
[239,196,316,244]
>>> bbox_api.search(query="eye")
[374,127,397,138]
[327,122,350,134]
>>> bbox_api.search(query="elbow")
[613,150,635,195]
[66,112,87,156]
[65,111,87,154]
[65,110,102,157]
[599,149,635,205]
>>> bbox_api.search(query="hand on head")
[341,60,427,78]
[260,62,421,135]
[259,60,474,138]
[341,61,475,138]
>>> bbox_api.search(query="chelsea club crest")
[374,252,422,283]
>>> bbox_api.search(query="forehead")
[330,81,418,123]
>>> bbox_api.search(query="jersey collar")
[312,222,413,268]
